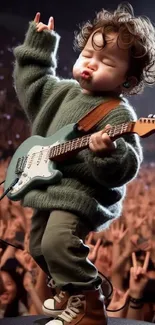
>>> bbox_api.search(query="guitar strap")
[76,97,121,132]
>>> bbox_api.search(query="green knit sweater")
[13,22,143,230]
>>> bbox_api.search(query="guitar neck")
[48,117,155,160]
[49,121,134,160]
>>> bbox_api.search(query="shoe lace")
[47,277,57,289]
[57,295,83,323]
[54,291,66,304]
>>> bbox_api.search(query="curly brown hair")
[74,2,155,95]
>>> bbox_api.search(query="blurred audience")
[0,160,155,321]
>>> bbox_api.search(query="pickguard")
[11,141,60,194]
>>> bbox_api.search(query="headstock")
[133,115,155,137]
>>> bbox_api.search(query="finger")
[37,23,48,32]
[132,252,137,268]
[104,124,112,131]
[124,288,130,301]
[89,136,102,152]
[94,238,101,251]
[36,22,43,31]
[114,219,119,230]
[143,251,150,272]
[90,132,103,147]
[121,228,129,240]
[101,133,116,149]
[111,288,119,302]
[131,267,138,280]
[136,266,143,277]
[120,223,124,232]
[87,232,93,244]
[34,12,40,24]
[48,17,54,30]
[139,216,147,226]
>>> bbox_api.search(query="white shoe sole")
[42,305,64,317]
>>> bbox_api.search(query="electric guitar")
[3,116,155,201]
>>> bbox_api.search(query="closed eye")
[102,60,115,67]
[82,53,92,58]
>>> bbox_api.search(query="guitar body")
[4,123,77,201]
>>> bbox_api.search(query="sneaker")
[42,290,70,317]
[44,287,107,325]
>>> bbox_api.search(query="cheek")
[73,57,85,77]
[72,61,80,78]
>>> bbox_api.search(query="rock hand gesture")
[34,12,54,32]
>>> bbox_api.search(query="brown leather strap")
[77,98,121,132]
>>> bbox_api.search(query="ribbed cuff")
[24,21,60,54]
[87,137,127,177]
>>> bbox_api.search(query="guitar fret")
[107,122,131,138]
[60,143,65,154]
[65,142,71,152]
[48,122,134,160]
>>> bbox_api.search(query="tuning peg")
[148,114,154,118]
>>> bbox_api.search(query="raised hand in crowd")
[127,251,150,320]
[3,218,17,242]
[23,270,43,315]
[110,220,129,245]
[129,251,150,298]
[107,288,130,318]
[85,232,101,263]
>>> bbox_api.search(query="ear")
[122,76,138,93]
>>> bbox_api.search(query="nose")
[87,59,98,71]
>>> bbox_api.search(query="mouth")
[0,293,9,301]
[80,70,92,80]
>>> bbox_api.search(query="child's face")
[73,29,130,95]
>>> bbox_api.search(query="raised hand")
[129,251,150,298]
[85,232,101,263]
[110,220,128,244]
[107,288,130,318]
[34,12,54,32]
[23,271,34,292]
[133,215,147,230]
[3,219,17,241]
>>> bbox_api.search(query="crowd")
[0,158,154,321]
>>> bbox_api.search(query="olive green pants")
[29,209,101,291]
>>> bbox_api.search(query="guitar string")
[19,122,131,160]
[17,118,155,170]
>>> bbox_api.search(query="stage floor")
[0,315,153,325]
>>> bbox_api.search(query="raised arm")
[13,13,60,122]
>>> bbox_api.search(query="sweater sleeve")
[85,102,143,188]
[13,21,61,122]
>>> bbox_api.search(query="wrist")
[129,296,144,309]
[129,291,143,299]
[26,284,34,292]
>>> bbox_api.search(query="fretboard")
[49,121,133,159]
